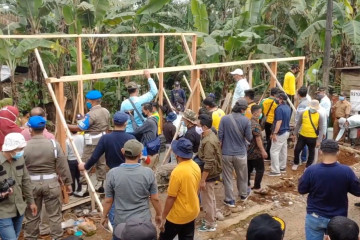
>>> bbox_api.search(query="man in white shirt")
[231,69,250,107]
[316,87,331,118]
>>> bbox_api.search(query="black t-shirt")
[184,126,201,153]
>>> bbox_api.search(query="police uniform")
[0,133,34,240]
[23,116,72,240]
[77,90,109,194]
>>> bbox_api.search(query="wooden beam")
[270,62,277,88]
[71,92,80,124]
[47,57,306,83]
[181,34,195,65]
[159,35,165,128]
[248,67,253,88]
[264,62,296,112]
[298,58,305,89]
[191,35,200,112]
[182,75,192,93]
[0,33,197,39]
[221,92,232,111]
[54,82,66,152]
[34,48,113,233]
[76,37,84,115]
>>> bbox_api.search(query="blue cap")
[166,112,177,122]
[113,111,129,124]
[27,116,46,129]
[171,138,193,159]
[85,90,102,100]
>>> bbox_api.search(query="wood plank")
[159,36,165,128]
[0,33,197,39]
[76,37,84,115]
[182,75,192,93]
[181,34,195,65]
[62,196,91,211]
[191,35,200,112]
[298,59,305,89]
[270,62,277,88]
[47,57,306,83]
[54,82,66,152]
[221,92,232,111]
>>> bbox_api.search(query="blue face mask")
[12,150,24,160]
[339,96,345,101]
[86,102,92,110]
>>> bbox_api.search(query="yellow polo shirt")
[261,98,278,124]
[300,110,320,138]
[211,108,225,131]
[283,72,296,96]
[166,160,201,224]
[152,111,162,135]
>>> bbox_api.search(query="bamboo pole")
[76,37,84,115]
[182,75,192,93]
[34,48,113,233]
[71,92,80,124]
[181,34,195,65]
[47,56,306,83]
[0,33,197,39]
[162,79,201,165]
[159,36,165,131]
[263,62,296,112]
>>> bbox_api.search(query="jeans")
[294,135,317,167]
[0,214,24,240]
[159,220,195,240]
[270,131,290,173]
[301,145,308,162]
[305,213,331,240]
[109,203,115,227]
[222,155,248,201]
[247,158,265,189]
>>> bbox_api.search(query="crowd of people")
[0,67,359,240]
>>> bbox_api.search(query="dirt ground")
[21,148,360,240]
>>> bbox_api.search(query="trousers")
[222,155,248,201]
[305,213,331,240]
[159,220,195,240]
[81,144,106,184]
[264,122,273,160]
[294,135,317,167]
[247,158,265,189]
[0,214,24,240]
[270,131,290,173]
[201,181,216,227]
[24,178,63,239]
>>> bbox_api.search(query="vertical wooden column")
[54,82,66,151]
[270,62,278,88]
[190,35,200,112]
[76,37,84,115]
[159,36,165,125]
[298,59,305,89]
[248,67,253,88]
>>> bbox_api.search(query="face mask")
[12,150,24,160]
[142,112,147,118]
[195,126,203,135]
[339,96,345,101]
[309,108,317,113]
[316,94,323,100]
[86,102,92,110]
[258,113,263,120]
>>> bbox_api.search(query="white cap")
[309,100,320,110]
[2,133,26,151]
[230,68,244,75]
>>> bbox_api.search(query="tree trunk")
[322,0,333,89]
[10,73,17,104]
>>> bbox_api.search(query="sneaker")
[280,168,286,173]
[201,219,218,228]
[240,194,250,201]
[198,225,216,232]
[268,172,281,177]
[95,181,104,193]
[292,164,299,171]
[223,200,235,208]
[73,185,89,198]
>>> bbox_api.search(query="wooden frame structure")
[0,33,305,231]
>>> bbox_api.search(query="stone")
[156,163,177,192]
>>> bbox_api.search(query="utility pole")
[322,0,333,89]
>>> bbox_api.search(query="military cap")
[85,90,102,100]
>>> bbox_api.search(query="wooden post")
[190,35,200,112]
[159,36,165,126]
[248,67,253,88]
[76,37,84,115]
[298,59,305,89]
[34,48,113,233]
[54,82,66,151]
[270,62,277,88]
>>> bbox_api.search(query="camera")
[0,177,16,193]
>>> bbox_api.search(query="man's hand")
[78,162,86,171]
[261,150,268,160]
[316,141,321,148]
[271,134,277,142]
[200,181,206,191]
[0,188,12,198]
[155,215,162,227]
[101,215,108,228]
[29,203,37,216]
[144,70,151,79]
[66,185,73,194]
[160,218,166,232]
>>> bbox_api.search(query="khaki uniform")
[23,135,72,240]
[333,100,351,141]
[81,105,109,184]
[0,153,34,218]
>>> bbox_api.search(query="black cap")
[247,214,285,240]
[277,92,288,101]
[320,139,339,153]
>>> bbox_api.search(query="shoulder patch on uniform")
[16,164,24,170]
[0,170,6,176]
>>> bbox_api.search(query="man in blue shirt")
[120,70,158,133]
[171,81,186,112]
[269,92,291,176]
[298,140,360,240]
[78,111,135,225]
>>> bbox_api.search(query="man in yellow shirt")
[244,89,256,119]
[202,96,225,131]
[260,87,279,160]
[151,102,162,135]
[292,100,325,170]
[283,65,299,103]
[160,138,201,239]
